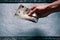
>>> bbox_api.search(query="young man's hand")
[28,0,60,18]
[28,5,53,18]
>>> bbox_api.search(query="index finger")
[30,6,36,10]
[28,8,37,16]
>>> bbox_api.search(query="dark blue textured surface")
[0,0,55,3]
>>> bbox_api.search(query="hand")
[28,5,53,18]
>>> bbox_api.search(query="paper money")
[15,5,39,23]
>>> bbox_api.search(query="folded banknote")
[15,5,39,23]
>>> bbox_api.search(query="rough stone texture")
[0,3,60,36]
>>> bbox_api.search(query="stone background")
[0,3,60,36]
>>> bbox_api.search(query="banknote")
[15,5,39,23]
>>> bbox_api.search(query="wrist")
[47,0,60,12]
[45,4,55,14]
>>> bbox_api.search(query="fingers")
[28,8,37,16]
[30,6,36,10]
